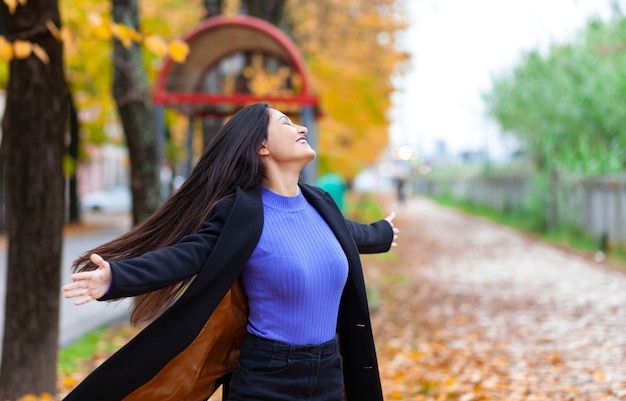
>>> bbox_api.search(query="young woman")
[63,103,398,401]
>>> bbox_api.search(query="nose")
[298,125,308,135]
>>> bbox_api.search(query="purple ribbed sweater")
[240,187,349,345]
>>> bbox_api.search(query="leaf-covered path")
[369,195,626,400]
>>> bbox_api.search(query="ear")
[258,142,270,156]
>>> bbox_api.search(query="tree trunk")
[240,0,285,24]
[204,0,223,17]
[0,1,67,398]
[67,92,80,223]
[0,14,5,234]
[0,145,5,234]
[112,0,160,225]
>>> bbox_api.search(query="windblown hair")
[73,102,271,324]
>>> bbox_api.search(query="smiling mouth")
[296,137,308,144]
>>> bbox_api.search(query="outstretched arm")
[62,199,232,305]
[346,212,399,254]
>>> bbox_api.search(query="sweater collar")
[261,186,307,211]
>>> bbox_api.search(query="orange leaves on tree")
[144,34,167,58]
[12,40,31,58]
[287,0,409,180]
[3,0,26,15]
[167,39,189,63]
[111,22,140,48]
[0,36,14,61]
[0,39,51,64]
[0,20,64,65]
[44,19,76,56]
[54,0,202,155]
[87,12,113,39]
[12,394,56,401]
[45,20,62,41]
[3,0,17,14]
[31,43,49,64]
[84,12,189,62]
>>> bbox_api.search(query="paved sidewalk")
[368,195,626,400]
[0,211,134,358]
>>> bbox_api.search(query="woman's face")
[259,108,316,169]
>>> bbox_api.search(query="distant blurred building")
[77,144,129,195]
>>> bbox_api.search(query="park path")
[367,195,626,400]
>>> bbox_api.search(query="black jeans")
[226,333,344,401]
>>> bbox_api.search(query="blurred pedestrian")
[62,102,398,401]
[395,175,407,203]
[394,162,410,204]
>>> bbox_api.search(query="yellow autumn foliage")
[56,0,200,150]
[45,20,61,40]
[31,43,49,64]
[167,39,190,63]
[14,394,56,401]
[4,0,18,14]
[0,36,14,61]
[287,0,408,180]
[88,12,113,39]
[0,0,402,182]
[12,39,32,59]
[144,34,168,58]
[110,23,141,48]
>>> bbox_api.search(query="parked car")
[81,186,131,212]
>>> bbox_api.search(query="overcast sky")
[389,0,616,159]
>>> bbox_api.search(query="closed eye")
[280,115,294,126]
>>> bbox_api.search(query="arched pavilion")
[152,15,320,184]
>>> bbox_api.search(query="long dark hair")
[73,102,271,324]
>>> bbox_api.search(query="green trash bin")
[317,173,346,213]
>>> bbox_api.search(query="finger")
[69,270,94,283]
[90,253,106,268]
[89,253,104,267]
[63,279,86,292]
[62,282,79,292]
[74,295,93,306]
[64,286,87,298]
[385,212,396,223]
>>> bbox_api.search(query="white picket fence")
[580,176,626,244]
[416,174,626,246]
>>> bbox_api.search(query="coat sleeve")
[345,219,394,254]
[100,199,233,300]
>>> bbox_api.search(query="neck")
[263,169,301,196]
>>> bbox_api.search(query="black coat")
[64,184,393,401]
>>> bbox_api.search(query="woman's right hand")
[62,253,112,306]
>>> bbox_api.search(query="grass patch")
[433,193,540,233]
[58,323,138,375]
[428,193,626,266]
[58,326,109,374]
[345,193,385,222]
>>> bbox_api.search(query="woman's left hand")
[385,212,399,247]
